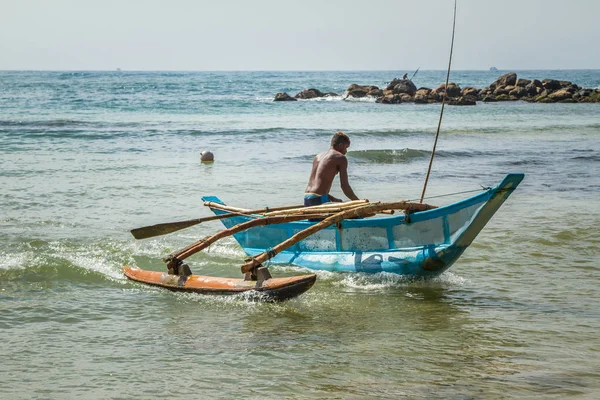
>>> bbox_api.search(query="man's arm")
[338,157,359,201]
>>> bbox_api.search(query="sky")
[1,0,598,71]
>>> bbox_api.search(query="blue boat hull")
[203,174,524,276]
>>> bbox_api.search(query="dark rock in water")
[482,95,498,102]
[564,84,579,93]
[376,93,403,104]
[344,84,369,98]
[295,88,324,99]
[495,94,512,101]
[461,87,479,97]
[538,89,551,97]
[516,79,531,87]
[399,93,413,102]
[579,90,600,103]
[535,95,555,103]
[576,89,592,98]
[558,80,574,89]
[509,86,528,98]
[385,78,403,91]
[494,72,517,87]
[446,83,462,97]
[478,87,493,98]
[428,90,443,102]
[447,95,477,106]
[344,84,380,98]
[367,87,383,97]
[548,88,573,101]
[391,79,417,96]
[494,86,511,96]
[413,88,431,104]
[413,94,429,104]
[525,83,539,96]
[274,92,297,101]
[542,79,561,91]
[433,83,461,98]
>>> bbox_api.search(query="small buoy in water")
[200,150,214,163]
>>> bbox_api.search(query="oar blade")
[130,219,202,240]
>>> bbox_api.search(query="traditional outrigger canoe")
[122,266,316,302]
[201,173,524,277]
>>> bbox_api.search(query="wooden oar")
[132,200,368,240]
[130,204,304,239]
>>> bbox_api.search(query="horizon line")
[1,68,599,73]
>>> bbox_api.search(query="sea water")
[1,70,599,399]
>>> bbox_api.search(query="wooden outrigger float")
[122,266,316,302]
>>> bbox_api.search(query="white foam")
[0,251,36,270]
[48,241,126,280]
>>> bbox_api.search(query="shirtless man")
[304,132,360,206]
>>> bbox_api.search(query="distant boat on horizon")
[489,66,498,72]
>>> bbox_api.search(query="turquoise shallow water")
[1,70,599,399]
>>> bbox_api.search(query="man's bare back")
[305,132,359,203]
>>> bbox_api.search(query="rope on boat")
[420,0,458,203]
[411,185,491,203]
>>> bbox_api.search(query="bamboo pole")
[203,201,304,214]
[168,213,333,262]
[262,200,369,217]
[204,199,368,216]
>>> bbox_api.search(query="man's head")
[331,131,350,154]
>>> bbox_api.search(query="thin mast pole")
[420,0,458,203]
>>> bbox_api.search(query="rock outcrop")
[274,92,297,101]
[273,72,600,104]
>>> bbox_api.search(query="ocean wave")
[0,239,132,284]
[0,119,148,130]
[0,119,91,128]
[347,148,490,164]
[572,155,600,162]
[322,270,466,291]
[504,159,550,166]
[348,148,428,164]
[2,130,132,141]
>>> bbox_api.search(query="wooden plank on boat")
[122,266,316,302]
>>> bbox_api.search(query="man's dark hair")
[331,131,350,147]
